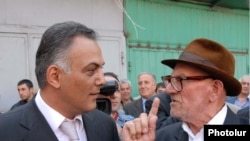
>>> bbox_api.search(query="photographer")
[98,72,134,138]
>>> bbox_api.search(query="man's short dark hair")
[35,21,97,89]
[17,79,33,88]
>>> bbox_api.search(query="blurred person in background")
[226,75,250,109]
[120,79,134,106]
[98,72,134,139]
[155,82,166,94]
[123,72,157,118]
[10,79,34,110]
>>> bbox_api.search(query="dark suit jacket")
[10,100,27,110]
[155,107,242,141]
[0,99,119,141]
[123,98,144,118]
[237,106,250,124]
[145,93,172,130]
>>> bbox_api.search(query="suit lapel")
[135,98,144,114]
[20,100,58,141]
[224,107,241,124]
[175,127,188,141]
[82,111,98,141]
[176,131,188,141]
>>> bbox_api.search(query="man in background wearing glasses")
[155,38,244,141]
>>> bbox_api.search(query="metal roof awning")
[172,0,249,10]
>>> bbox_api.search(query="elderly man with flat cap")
[155,38,243,141]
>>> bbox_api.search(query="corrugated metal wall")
[124,0,249,97]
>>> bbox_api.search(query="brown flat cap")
[161,38,241,96]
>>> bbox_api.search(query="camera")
[96,80,118,114]
[99,80,118,96]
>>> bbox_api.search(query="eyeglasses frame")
[161,75,214,92]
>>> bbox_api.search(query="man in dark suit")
[123,97,144,118]
[10,79,35,110]
[155,38,244,141]
[0,102,119,141]
[123,72,157,118]
[0,21,120,141]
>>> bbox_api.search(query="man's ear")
[30,87,34,93]
[46,65,61,88]
[209,80,224,102]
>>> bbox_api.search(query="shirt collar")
[35,90,83,132]
[182,104,227,140]
[207,104,227,125]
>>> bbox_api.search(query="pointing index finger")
[148,97,160,118]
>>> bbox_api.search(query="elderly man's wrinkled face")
[138,74,156,99]
[166,63,214,122]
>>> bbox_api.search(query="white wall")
[0,0,126,112]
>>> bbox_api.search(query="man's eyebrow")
[87,62,105,67]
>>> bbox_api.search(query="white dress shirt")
[182,104,227,141]
[141,97,147,112]
[35,90,87,141]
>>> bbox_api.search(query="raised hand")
[122,97,160,141]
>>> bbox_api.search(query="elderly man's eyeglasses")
[161,75,213,92]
